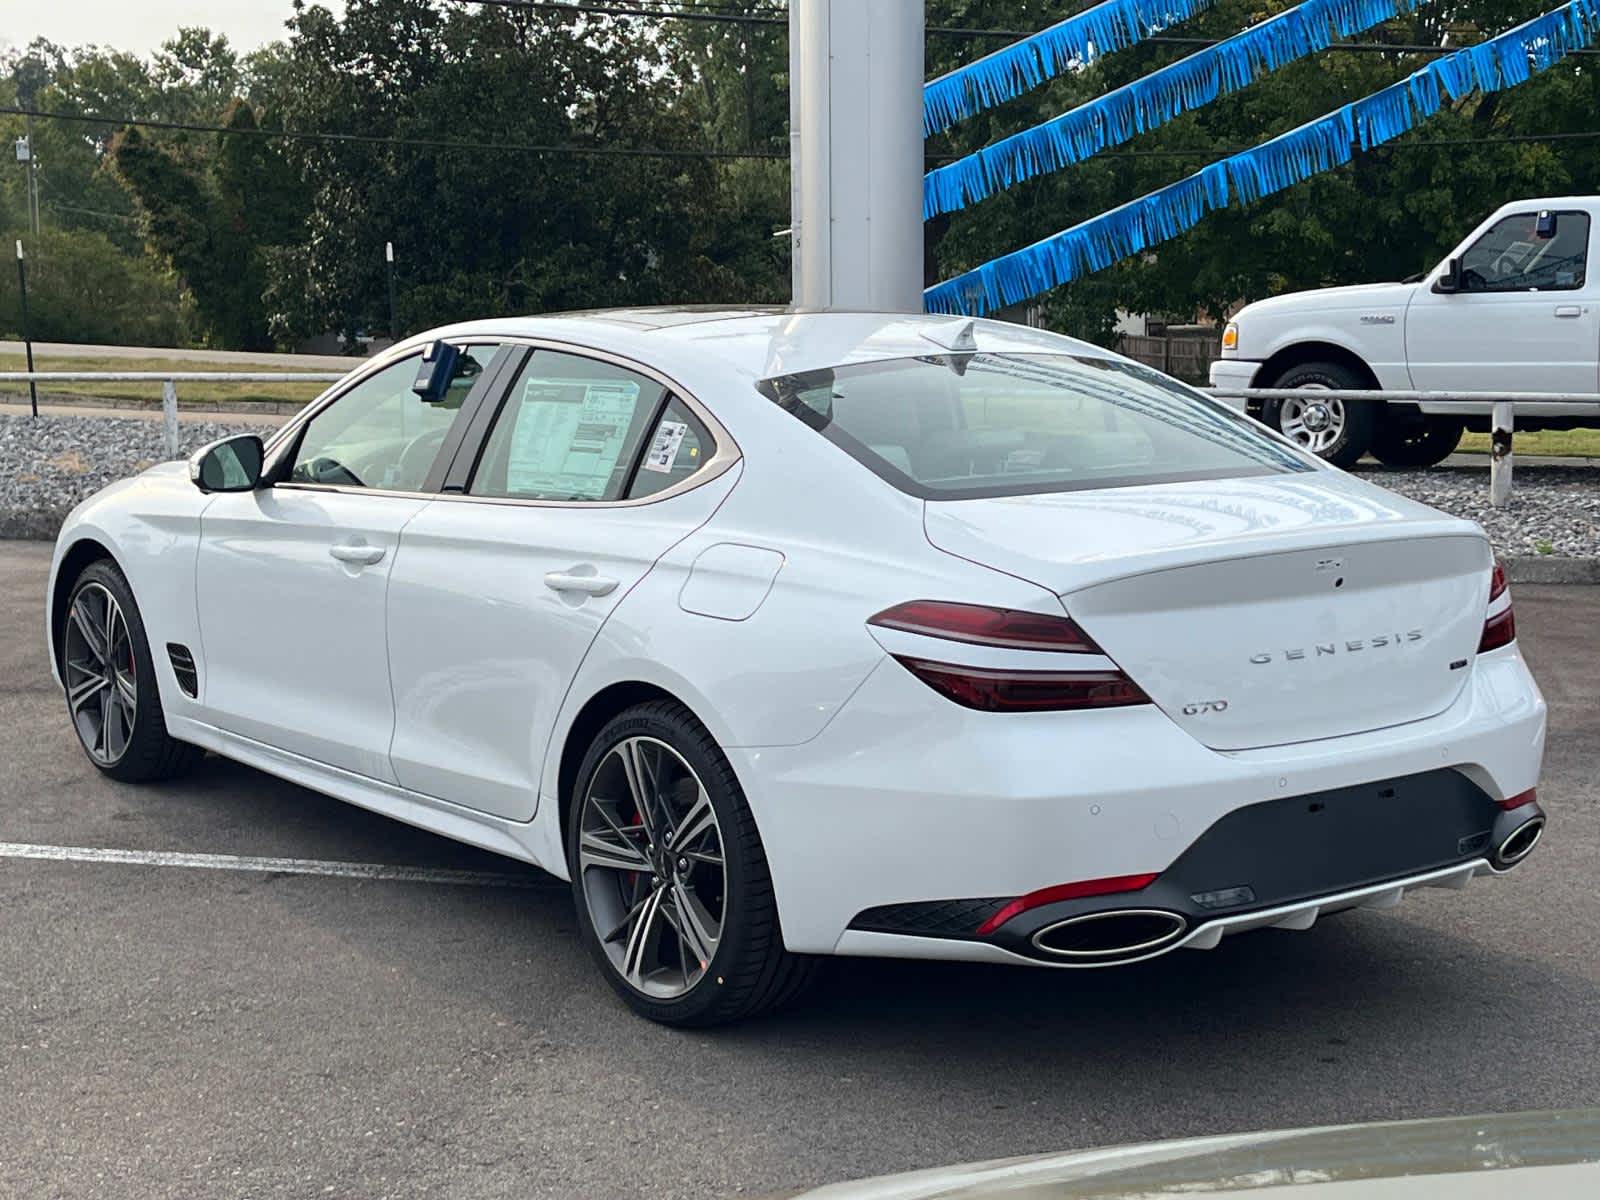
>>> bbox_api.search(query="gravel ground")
[3,411,1597,556]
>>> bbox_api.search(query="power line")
[466,1,1600,54]
[0,106,785,160]
[9,104,1595,170]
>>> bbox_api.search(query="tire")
[1369,416,1465,468]
[567,699,817,1027]
[61,560,201,783]
[1260,361,1379,468]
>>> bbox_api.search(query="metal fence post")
[1490,401,1514,508]
[162,379,179,460]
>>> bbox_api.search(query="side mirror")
[1432,257,1462,294]
[189,434,264,493]
[412,340,461,403]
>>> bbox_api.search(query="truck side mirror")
[1432,257,1462,294]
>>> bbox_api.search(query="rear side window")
[469,351,715,502]
[758,352,1309,500]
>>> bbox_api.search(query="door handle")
[545,571,618,597]
[329,543,386,566]
[1554,304,1583,318]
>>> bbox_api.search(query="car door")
[1407,208,1599,394]
[195,344,507,779]
[384,344,740,821]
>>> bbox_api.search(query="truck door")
[1406,208,1598,394]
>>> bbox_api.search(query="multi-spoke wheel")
[61,560,199,782]
[567,700,817,1026]
[1261,361,1378,468]
[64,582,138,766]
[579,736,726,999]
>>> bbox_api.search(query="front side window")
[470,351,713,502]
[1459,211,1590,292]
[290,346,496,490]
[759,352,1310,499]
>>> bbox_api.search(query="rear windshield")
[758,352,1311,499]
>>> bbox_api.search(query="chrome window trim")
[265,334,742,510]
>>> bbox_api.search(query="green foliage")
[4,1,1600,350]
[0,224,188,345]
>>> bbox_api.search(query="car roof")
[405,307,1118,388]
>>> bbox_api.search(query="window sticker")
[506,378,639,498]
[642,420,689,474]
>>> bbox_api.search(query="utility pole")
[789,0,925,312]
[16,121,41,237]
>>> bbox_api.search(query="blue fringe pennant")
[925,0,1429,220]
[923,0,1220,137]
[925,0,1600,317]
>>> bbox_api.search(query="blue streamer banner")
[925,0,1600,317]
[924,0,1219,136]
[926,0,1431,219]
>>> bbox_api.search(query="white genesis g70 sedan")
[46,309,1547,1025]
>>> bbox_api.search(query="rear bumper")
[845,772,1544,966]
[732,643,1545,957]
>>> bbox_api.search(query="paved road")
[1,539,1596,1199]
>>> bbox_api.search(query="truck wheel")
[1370,417,1464,468]
[1260,362,1378,468]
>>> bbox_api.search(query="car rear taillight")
[868,600,1102,652]
[1478,562,1515,653]
[869,601,1150,712]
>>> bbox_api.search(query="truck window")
[1459,211,1589,292]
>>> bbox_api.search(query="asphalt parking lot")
[2,538,1597,1200]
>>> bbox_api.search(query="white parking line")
[0,841,559,888]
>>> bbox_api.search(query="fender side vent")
[166,644,198,698]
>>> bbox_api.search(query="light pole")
[789,0,925,312]
[386,241,398,345]
[16,240,38,418]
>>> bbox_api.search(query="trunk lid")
[923,474,1492,750]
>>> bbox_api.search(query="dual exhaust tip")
[1027,818,1545,961]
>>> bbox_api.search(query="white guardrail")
[1212,387,1600,507]
[0,374,1593,508]
[0,371,346,459]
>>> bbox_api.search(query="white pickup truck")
[1210,195,1600,467]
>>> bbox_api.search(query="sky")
[1,1,346,58]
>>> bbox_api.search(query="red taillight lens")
[976,872,1161,935]
[869,600,1102,653]
[893,658,1150,713]
[1499,787,1538,811]
[1489,561,1508,603]
[1479,606,1516,653]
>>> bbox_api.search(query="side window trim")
[425,344,530,493]
[445,341,728,506]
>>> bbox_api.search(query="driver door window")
[290,345,497,491]
[1460,212,1590,292]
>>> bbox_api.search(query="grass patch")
[1459,428,1600,458]
[0,353,338,407]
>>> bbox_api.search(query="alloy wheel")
[578,736,727,999]
[1278,385,1347,454]
[63,582,137,766]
